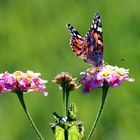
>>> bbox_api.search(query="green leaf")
[54,124,83,140]
[55,126,65,140]
[68,103,77,120]
[68,124,82,140]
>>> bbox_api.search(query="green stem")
[63,85,66,117]
[62,84,70,117]
[66,88,69,117]
[16,92,45,140]
[62,84,70,140]
[87,86,109,140]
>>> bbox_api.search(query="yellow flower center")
[103,72,109,77]
[26,74,33,78]
[91,69,96,74]
[117,70,124,76]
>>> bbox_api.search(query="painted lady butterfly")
[67,12,104,68]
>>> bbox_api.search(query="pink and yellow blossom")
[0,70,48,96]
[80,65,134,93]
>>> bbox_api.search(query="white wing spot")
[98,19,101,23]
[94,24,97,29]
[73,29,76,32]
[77,34,82,39]
[97,27,102,33]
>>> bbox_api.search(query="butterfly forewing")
[84,12,104,66]
[66,24,85,59]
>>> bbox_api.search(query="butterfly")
[66,12,104,68]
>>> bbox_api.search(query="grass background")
[0,0,139,140]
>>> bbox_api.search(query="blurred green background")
[0,0,139,140]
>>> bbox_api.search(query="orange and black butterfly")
[67,12,104,68]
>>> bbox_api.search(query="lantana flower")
[79,64,134,140]
[80,64,134,93]
[0,70,48,140]
[0,70,48,96]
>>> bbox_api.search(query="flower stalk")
[62,83,70,140]
[62,83,70,117]
[87,85,109,140]
[16,91,45,140]
[52,72,81,140]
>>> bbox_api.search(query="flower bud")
[53,72,79,91]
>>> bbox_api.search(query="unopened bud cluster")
[53,72,79,91]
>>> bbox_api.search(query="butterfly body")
[67,12,104,68]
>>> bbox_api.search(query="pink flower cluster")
[0,70,48,96]
[80,65,134,93]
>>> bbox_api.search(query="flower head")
[53,72,79,91]
[80,65,134,93]
[0,70,48,96]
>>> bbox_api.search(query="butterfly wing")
[84,12,104,67]
[67,12,104,67]
[66,24,86,61]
